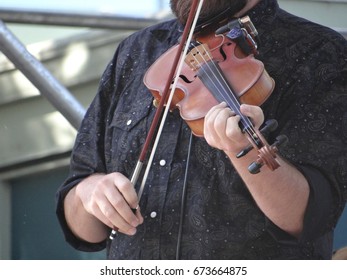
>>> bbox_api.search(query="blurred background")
[0,0,346,260]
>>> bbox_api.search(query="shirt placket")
[141,112,183,259]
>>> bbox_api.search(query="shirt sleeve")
[262,31,347,245]
[299,165,338,241]
[55,53,119,252]
[264,165,337,244]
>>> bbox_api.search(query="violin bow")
[133,0,205,201]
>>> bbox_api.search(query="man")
[56,0,347,259]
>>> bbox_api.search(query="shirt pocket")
[110,96,153,131]
[107,96,153,175]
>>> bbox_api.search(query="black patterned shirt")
[56,0,347,259]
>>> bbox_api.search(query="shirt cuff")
[299,165,335,241]
[266,165,334,244]
[55,179,107,252]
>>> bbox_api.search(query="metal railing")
[0,19,86,129]
[0,10,161,129]
[0,9,161,30]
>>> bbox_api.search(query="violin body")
[142,14,287,174]
[144,35,275,137]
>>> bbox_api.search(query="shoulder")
[118,19,181,51]
[276,8,347,49]
[111,19,181,73]
[99,19,181,93]
[262,8,347,74]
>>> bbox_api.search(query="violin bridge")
[185,43,213,71]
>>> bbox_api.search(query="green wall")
[10,166,106,259]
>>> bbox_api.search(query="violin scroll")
[235,119,288,173]
[248,134,289,174]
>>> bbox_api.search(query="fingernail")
[128,228,137,235]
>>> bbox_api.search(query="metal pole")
[0,9,159,30]
[0,19,86,129]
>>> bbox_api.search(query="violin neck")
[197,60,258,142]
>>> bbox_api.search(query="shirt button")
[159,159,166,166]
[150,211,157,218]
[126,120,132,126]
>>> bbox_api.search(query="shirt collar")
[246,0,279,28]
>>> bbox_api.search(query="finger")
[204,102,228,144]
[112,173,139,209]
[135,206,144,224]
[107,188,140,223]
[240,104,264,128]
[205,102,229,120]
[214,107,236,141]
[225,114,243,140]
[93,184,138,235]
[104,180,141,229]
[88,197,115,229]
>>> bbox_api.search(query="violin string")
[193,42,259,143]
[199,43,256,132]
[137,0,205,202]
[199,43,259,143]
[203,59,259,144]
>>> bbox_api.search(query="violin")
[143,16,288,174]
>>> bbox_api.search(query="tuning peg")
[248,134,288,174]
[237,119,278,158]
